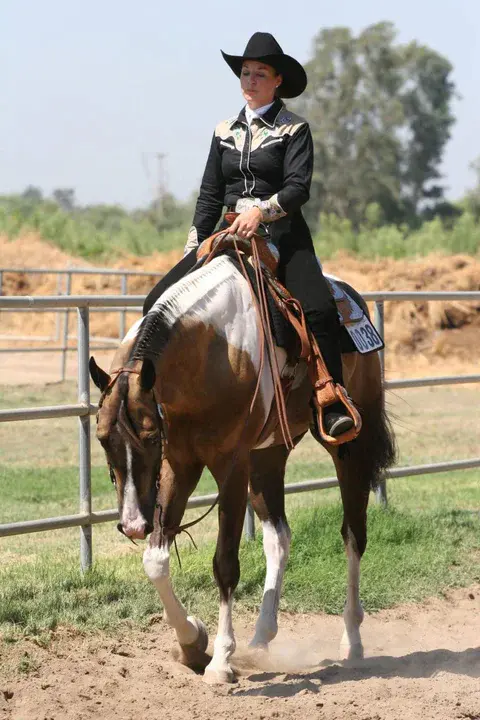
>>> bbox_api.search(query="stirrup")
[311,383,362,446]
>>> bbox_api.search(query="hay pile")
[1,234,479,376]
[324,253,480,362]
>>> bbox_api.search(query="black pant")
[143,213,344,385]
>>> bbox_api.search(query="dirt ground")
[1,585,479,720]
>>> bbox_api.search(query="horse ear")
[140,358,156,392]
[89,356,111,392]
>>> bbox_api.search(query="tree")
[295,22,456,229]
[140,192,193,232]
[400,41,456,219]
[22,186,44,204]
[52,188,76,213]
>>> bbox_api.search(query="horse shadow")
[231,646,480,698]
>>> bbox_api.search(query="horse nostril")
[116,523,125,535]
[145,523,154,536]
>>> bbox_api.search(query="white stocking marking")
[205,596,235,678]
[251,519,291,647]
[143,543,199,646]
[340,529,364,659]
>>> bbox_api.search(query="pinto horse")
[89,253,396,684]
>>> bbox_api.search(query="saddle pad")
[213,252,383,356]
[324,274,384,355]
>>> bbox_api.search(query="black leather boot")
[323,401,354,437]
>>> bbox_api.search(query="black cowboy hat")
[221,32,307,99]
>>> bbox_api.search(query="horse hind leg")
[143,458,209,671]
[340,525,365,660]
[248,443,292,649]
[335,357,397,661]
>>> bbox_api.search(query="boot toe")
[324,412,354,438]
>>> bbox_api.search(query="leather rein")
[102,233,296,550]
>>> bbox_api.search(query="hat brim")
[221,50,307,99]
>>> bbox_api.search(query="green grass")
[0,382,479,641]
[0,501,478,639]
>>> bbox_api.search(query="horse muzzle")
[117,521,154,540]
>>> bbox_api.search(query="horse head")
[89,356,163,540]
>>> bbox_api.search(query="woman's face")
[240,60,281,109]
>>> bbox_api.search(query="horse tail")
[352,391,397,490]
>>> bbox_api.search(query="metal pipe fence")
[0,267,160,380]
[1,291,480,569]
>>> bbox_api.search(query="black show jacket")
[187,97,314,248]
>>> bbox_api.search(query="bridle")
[100,366,164,489]
[99,366,218,556]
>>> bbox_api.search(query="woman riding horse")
[90,32,397,683]
[144,32,353,439]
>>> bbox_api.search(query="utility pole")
[141,151,167,225]
[155,152,166,224]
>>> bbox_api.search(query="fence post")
[374,300,388,507]
[78,306,92,572]
[244,498,255,541]
[55,273,63,341]
[119,274,128,340]
[60,272,72,382]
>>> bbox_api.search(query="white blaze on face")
[121,442,147,538]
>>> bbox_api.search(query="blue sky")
[2,0,479,209]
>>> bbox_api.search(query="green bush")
[1,191,480,261]
[0,193,192,260]
[313,212,480,260]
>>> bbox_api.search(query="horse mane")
[131,257,237,362]
[131,304,173,362]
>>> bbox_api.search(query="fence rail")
[0,267,160,379]
[1,290,480,570]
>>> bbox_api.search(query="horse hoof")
[203,664,236,685]
[175,619,210,671]
[189,618,209,653]
[340,642,364,662]
[248,638,269,651]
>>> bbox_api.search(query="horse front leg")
[203,452,249,684]
[248,444,292,649]
[143,457,209,670]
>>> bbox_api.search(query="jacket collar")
[230,97,285,129]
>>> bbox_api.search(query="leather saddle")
[197,216,363,445]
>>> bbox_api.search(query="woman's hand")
[229,207,262,239]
